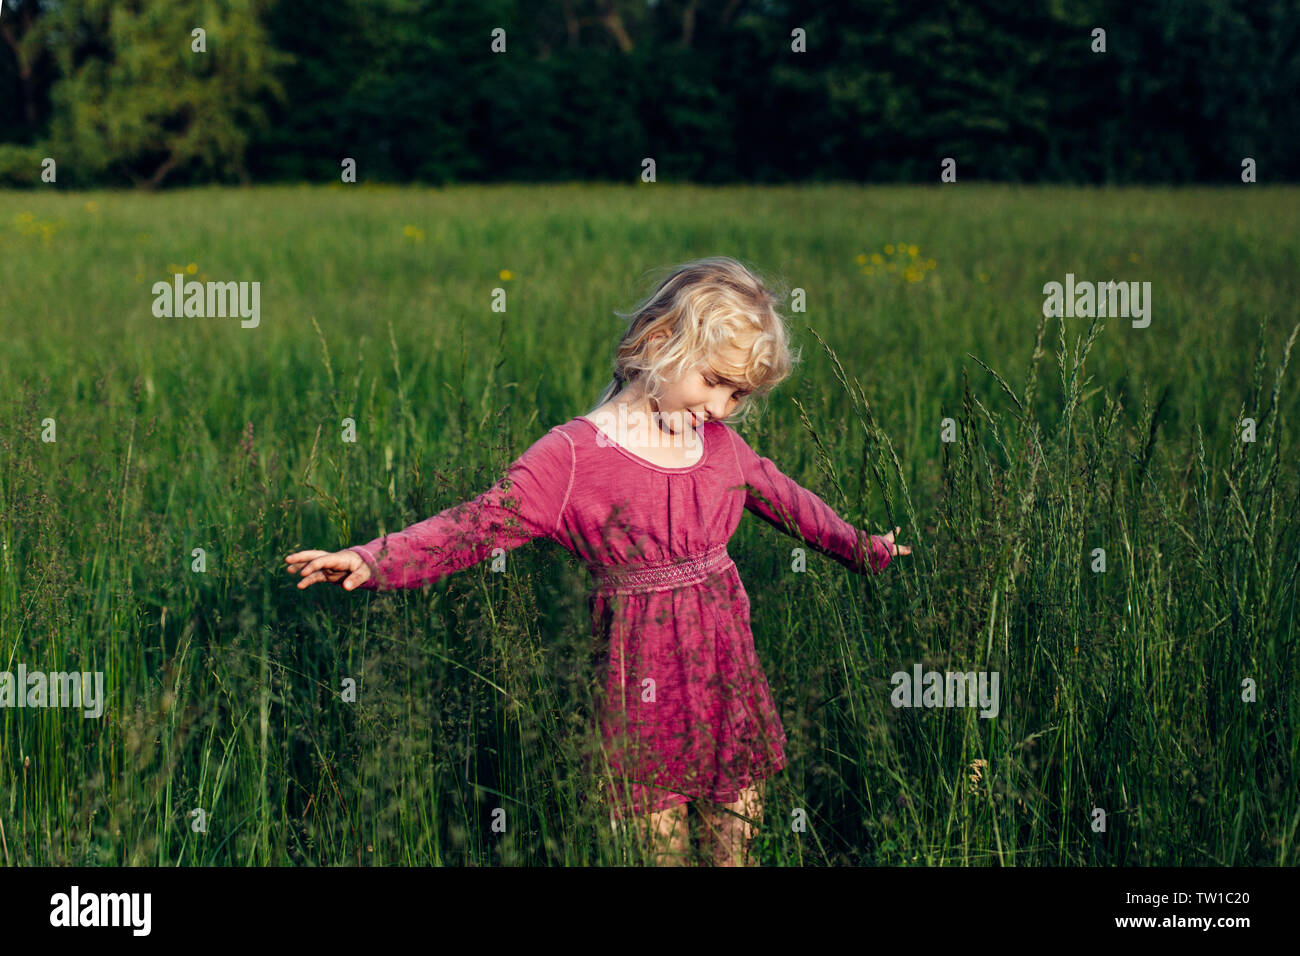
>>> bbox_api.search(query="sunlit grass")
[0,183,1297,866]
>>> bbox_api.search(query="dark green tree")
[42,0,291,187]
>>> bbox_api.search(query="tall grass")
[0,184,1296,865]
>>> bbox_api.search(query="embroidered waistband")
[587,543,734,595]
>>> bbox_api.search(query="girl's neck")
[601,389,678,438]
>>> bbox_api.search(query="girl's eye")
[706,375,747,399]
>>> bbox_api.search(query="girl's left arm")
[724,426,892,575]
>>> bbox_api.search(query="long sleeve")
[725,426,892,575]
[348,427,576,590]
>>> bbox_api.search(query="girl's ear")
[644,330,672,365]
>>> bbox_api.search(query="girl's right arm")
[342,426,575,591]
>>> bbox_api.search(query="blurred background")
[2,0,1298,188]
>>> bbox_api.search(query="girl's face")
[653,346,753,433]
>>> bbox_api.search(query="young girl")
[285,256,910,866]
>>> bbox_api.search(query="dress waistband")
[587,543,734,595]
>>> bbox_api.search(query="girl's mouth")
[657,410,698,434]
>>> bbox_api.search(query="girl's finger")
[301,557,335,576]
[300,560,332,578]
[285,550,326,563]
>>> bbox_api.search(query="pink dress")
[347,416,893,819]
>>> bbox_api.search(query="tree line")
[1,0,1296,188]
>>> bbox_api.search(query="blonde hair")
[588,256,801,425]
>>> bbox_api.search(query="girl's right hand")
[284,549,373,590]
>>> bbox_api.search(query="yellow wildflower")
[186,263,197,275]
[908,245,919,256]
[854,253,867,265]
[499,269,514,281]
[884,244,894,255]
[871,253,884,265]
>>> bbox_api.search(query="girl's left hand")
[880,527,911,556]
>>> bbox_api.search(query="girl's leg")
[640,801,690,866]
[697,784,764,867]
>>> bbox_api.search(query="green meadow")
[0,183,1297,865]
